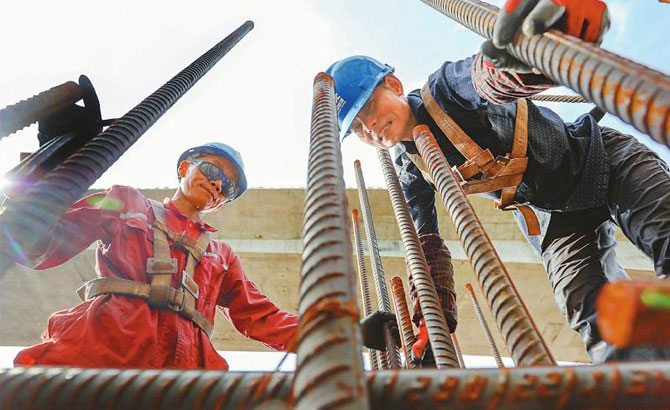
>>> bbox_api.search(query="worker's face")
[351,74,411,148]
[178,154,238,213]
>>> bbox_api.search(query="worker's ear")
[383,74,404,96]
[178,160,190,179]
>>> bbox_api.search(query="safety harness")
[406,84,540,235]
[77,200,214,337]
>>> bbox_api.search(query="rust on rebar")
[0,81,82,139]
[352,208,383,371]
[466,283,505,368]
[354,159,402,369]
[529,94,589,103]
[413,126,555,367]
[293,72,368,409]
[390,276,418,369]
[4,363,670,409]
[419,0,670,148]
[377,147,460,369]
[451,333,466,368]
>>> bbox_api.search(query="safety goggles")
[189,159,237,200]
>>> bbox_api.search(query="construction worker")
[326,0,670,364]
[13,142,396,369]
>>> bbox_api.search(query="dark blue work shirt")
[394,56,609,235]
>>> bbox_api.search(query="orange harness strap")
[420,85,540,235]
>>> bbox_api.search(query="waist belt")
[420,84,540,235]
[77,277,213,338]
[76,199,214,338]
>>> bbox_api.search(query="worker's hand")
[360,311,401,351]
[481,0,610,73]
[409,319,436,367]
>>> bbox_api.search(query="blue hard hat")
[326,56,394,140]
[177,142,248,200]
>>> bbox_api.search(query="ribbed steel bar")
[0,21,254,276]
[0,81,82,139]
[413,125,555,366]
[390,276,418,369]
[4,363,670,409]
[354,159,402,369]
[294,72,368,410]
[352,209,383,371]
[467,282,505,368]
[451,333,466,368]
[529,94,588,103]
[419,0,670,148]
[377,147,459,369]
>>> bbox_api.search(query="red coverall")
[14,185,298,369]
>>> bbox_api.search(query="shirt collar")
[163,198,218,232]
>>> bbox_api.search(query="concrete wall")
[0,188,655,363]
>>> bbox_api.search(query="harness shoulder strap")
[147,199,177,307]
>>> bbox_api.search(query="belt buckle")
[181,271,200,299]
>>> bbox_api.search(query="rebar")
[377,147,460,369]
[466,283,505,368]
[413,126,555,367]
[354,159,402,369]
[390,276,418,369]
[451,333,466,368]
[352,209,383,371]
[529,94,588,103]
[0,21,255,276]
[419,0,670,148]
[0,81,82,139]
[4,363,670,409]
[294,72,368,410]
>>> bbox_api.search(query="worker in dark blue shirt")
[326,0,670,364]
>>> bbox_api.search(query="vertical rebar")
[0,21,255,276]
[418,0,670,148]
[451,333,466,368]
[293,73,368,410]
[413,125,555,366]
[353,160,402,369]
[466,283,505,368]
[377,147,460,369]
[352,209,383,371]
[389,276,418,369]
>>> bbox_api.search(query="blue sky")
[0,0,668,190]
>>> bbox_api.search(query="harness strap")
[147,200,176,308]
[419,84,540,235]
[76,277,214,337]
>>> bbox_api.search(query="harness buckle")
[167,288,186,312]
[146,258,178,274]
[181,271,200,299]
[482,155,510,179]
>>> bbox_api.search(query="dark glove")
[409,319,436,368]
[360,311,401,351]
[482,0,610,73]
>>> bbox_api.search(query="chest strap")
[77,199,214,337]
[420,84,539,235]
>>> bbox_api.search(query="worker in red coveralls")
[14,142,397,369]
[326,0,670,365]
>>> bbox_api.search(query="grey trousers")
[515,127,670,363]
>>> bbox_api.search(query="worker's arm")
[19,185,126,270]
[217,252,298,352]
[394,148,457,332]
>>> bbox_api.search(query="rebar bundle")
[354,160,402,369]
[413,125,556,366]
[0,21,255,276]
[419,0,670,148]
[3,363,670,409]
[352,209,383,370]
[377,147,460,369]
[293,72,368,409]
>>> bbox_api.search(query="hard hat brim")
[340,65,394,141]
